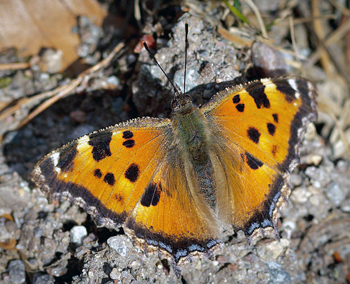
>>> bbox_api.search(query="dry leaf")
[0,0,107,72]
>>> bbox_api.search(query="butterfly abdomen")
[171,103,218,209]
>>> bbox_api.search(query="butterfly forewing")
[32,118,172,225]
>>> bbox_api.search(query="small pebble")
[341,199,350,212]
[257,239,289,261]
[109,268,120,280]
[106,76,121,88]
[46,266,68,277]
[38,49,62,73]
[70,110,86,123]
[70,226,87,245]
[107,236,127,257]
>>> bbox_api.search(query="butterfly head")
[171,92,193,114]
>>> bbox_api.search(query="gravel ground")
[1,4,350,284]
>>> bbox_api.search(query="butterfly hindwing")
[202,77,317,235]
[126,159,220,262]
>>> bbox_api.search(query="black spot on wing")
[273,79,296,102]
[57,141,78,172]
[94,169,102,178]
[271,145,278,156]
[122,140,135,148]
[122,131,134,139]
[245,152,263,170]
[88,131,112,162]
[232,95,240,103]
[272,113,279,123]
[246,81,270,109]
[140,182,162,207]
[104,172,115,186]
[236,104,245,112]
[267,123,276,136]
[247,127,261,144]
[115,193,124,203]
[125,164,140,182]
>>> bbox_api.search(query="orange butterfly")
[31,29,317,275]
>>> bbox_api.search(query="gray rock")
[32,273,54,284]
[8,260,25,284]
[3,71,34,100]
[326,182,346,206]
[266,261,292,284]
[174,66,201,93]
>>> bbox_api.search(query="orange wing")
[32,117,219,263]
[202,77,317,237]
[126,153,220,263]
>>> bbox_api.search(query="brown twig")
[289,16,300,58]
[0,62,31,70]
[292,14,336,25]
[217,26,253,46]
[243,0,268,38]
[327,0,350,17]
[297,4,350,84]
[312,0,332,75]
[307,17,350,67]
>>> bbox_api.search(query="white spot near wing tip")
[51,152,60,166]
[50,152,61,174]
[288,79,298,91]
[295,92,300,99]
[261,78,271,84]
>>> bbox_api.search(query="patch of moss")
[0,77,12,89]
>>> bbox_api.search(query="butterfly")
[31,37,317,275]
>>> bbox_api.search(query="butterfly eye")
[171,99,180,110]
[185,94,192,101]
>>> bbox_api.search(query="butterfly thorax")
[171,98,210,164]
[171,96,216,207]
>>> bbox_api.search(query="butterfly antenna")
[183,22,189,94]
[143,42,182,97]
